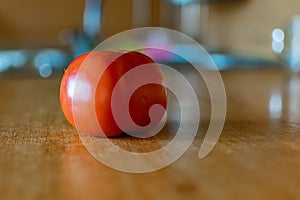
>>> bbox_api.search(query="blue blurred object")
[34,49,70,77]
[34,49,69,70]
[0,49,71,78]
[0,51,27,73]
[71,31,94,58]
[83,0,102,38]
[170,0,200,5]
[145,44,279,70]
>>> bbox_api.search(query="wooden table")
[1,69,300,200]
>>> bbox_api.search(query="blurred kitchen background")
[0,0,299,77]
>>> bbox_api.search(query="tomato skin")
[60,52,89,127]
[60,51,167,137]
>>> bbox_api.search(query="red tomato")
[60,51,167,137]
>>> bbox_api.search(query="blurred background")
[0,0,299,77]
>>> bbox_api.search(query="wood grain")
[0,69,300,200]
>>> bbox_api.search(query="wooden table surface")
[1,69,300,200]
